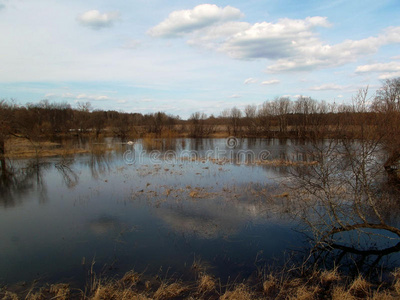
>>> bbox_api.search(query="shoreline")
[2,265,400,299]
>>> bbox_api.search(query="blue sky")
[0,0,399,118]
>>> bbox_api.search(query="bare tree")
[0,100,13,174]
[112,112,133,139]
[219,108,231,134]
[258,101,273,135]
[75,101,93,134]
[244,104,258,136]
[229,106,242,136]
[373,78,400,112]
[189,111,207,138]
[276,97,291,134]
[89,110,107,139]
[372,78,400,181]
[288,88,400,274]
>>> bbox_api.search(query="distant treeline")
[1,78,399,156]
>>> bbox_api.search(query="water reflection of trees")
[0,158,79,207]
[86,147,113,179]
[55,160,79,188]
[0,160,50,207]
[288,137,400,278]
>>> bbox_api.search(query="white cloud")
[261,79,280,85]
[309,83,346,91]
[229,94,241,98]
[356,61,400,79]
[355,61,400,73]
[244,77,257,84]
[60,93,111,101]
[187,21,251,49]
[266,26,400,72]
[220,17,331,60]
[379,72,400,79]
[147,4,243,37]
[150,7,400,73]
[76,93,110,101]
[77,10,120,30]
[281,94,305,100]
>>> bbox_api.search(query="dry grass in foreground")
[3,267,400,299]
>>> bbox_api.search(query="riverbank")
[2,265,400,299]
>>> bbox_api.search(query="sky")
[0,0,399,118]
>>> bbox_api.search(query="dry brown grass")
[121,271,141,286]
[1,291,19,300]
[91,284,132,300]
[289,285,320,300]
[272,192,290,198]
[188,189,214,198]
[197,274,216,293]
[263,274,278,295]
[332,286,356,300]
[26,292,45,300]
[153,282,188,299]
[4,266,400,299]
[349,275,371,298]
[49,284,70,300]
[4,138,90,159]
[370,290,400,300]
[320,268,340,285]
[392,268,400,295]
[220,283,254,300]
[90,282,151,300]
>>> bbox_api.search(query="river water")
[0,138,398,286]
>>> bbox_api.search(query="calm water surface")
[0,138,397,286]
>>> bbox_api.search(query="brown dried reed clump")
[153,282,188,299]
[392,268,400,295]
[88,270,151,300]
[121,271,141,286]
[1,291,19,300]
[263,274,279,296]
[320,268,340,286]
[220,283,254,300]
[49,283,70,300]
[91,284,142,300]
[197,274,216,293]
[348,275,371,298]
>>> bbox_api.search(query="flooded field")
[1,138,399,289]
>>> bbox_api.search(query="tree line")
[1,78,400,170]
